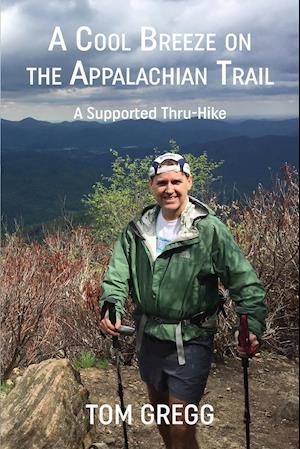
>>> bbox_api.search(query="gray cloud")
[2,0,299,120]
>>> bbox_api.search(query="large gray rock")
[0,359,90,449]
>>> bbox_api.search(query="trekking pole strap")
[100,297,117,320]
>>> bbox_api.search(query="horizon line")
[2,115,299,125]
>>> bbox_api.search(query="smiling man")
[99,152,266,449]
[150,156,192,216]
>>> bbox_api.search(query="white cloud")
[1,0,299,120]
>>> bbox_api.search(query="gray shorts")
[137,333,214,404]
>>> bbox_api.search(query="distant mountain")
[2,117,298,151]
[186,135,299,197]
[2,122,298,230]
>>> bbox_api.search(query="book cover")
[1,1,298,449]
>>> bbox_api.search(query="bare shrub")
[218,165,299,358]
[0,227,109,381]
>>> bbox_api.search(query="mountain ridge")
[2,117,298,151]
[1,117,298,230]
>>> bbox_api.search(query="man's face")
[149,170,193,219]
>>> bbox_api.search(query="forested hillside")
[2,118,298,230]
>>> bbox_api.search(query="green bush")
[0,380,14,394]
[83,141,222,242]
[72,352,109,370]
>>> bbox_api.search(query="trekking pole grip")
[109,304,116,326]
[238,314,256,358]
[100,298,119,347]
[108,302,119,349]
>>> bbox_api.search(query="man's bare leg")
[147,384,172,449]
[168,394,199,449]
[147,385,199,449]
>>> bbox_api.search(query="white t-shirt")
[156,210,181,256]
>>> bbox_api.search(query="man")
[100,152,266,449]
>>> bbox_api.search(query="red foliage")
[0,227,110,381]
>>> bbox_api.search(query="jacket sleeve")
[211,218,267,338]
[100,227,131,320]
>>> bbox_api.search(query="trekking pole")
[109,305,130,449]
[238,314,257,449]
[98,299,135,449]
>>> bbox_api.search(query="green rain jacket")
[100,197,266,342]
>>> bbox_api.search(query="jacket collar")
[134,196,212,239]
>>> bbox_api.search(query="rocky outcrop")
[0,359,90,449]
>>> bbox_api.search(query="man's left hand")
[234,331,259,358]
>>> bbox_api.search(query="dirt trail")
[80,354,299,449]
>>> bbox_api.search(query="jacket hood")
[131,196,214,260]
[139,196,214,226]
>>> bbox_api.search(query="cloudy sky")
[1,0,299,121]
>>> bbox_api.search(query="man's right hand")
[99,317,122,337]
